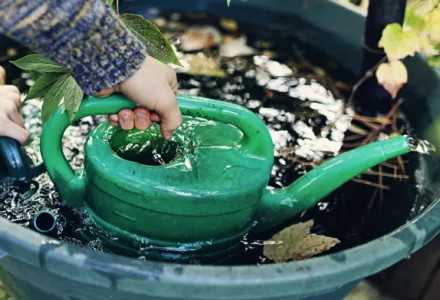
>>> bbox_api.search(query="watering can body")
[40,94,411,262]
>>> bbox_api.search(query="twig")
[351,178,390,190]
[363,170,409,179]
[348,56,387,105]
[116,0,119,15]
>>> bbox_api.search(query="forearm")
[0,0,147,95]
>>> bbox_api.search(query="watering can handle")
[40,94,136,205]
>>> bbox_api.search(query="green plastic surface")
[40,93,410,261]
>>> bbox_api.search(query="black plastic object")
[30,210,57,237]
[355,0,407,115]
[0,137,45,184]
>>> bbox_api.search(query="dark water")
[0,12,432,265]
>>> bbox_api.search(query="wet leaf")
[10,54,68,73]
[120,13,182,66]
[179,54,226,77]
[42,74,83,124]
[220,18,238,31]
[376,61,408,99]
[25,72,65,101]
[378,24,420,61]
[180,26,222,52]
[263,220,340,263]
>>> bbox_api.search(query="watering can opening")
[109,127,185,167]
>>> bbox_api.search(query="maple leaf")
[263,220,340,263]
[376,61,408,99]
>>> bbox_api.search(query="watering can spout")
[252,135,411,235]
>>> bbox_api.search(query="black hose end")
[30,210,58,237]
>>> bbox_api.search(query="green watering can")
[40,94,411,263]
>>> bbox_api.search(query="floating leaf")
[10,54,68,73]
[179,54,226,77]
[120,13,182,66]
[376,61,408,99]
[378,23,420,61]
[25,72,65,101]
[263,220,340,263]
[180,26,222,52]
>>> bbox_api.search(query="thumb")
[155,87,182,140]
[0,66,5,85]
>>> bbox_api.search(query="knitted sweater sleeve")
[0,0,147,95]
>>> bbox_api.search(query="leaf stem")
[116,0,119,15]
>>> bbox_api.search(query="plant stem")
[116,0,119,15]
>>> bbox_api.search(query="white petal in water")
[295,139,343,161]
[292,121,316,140]
[259,107,279,118]
[246,99,262,109]
[289,81,335,104]
[267,78,296,93]
[266,61,293,77]
[220,36,257,57]
[269,129,290,156]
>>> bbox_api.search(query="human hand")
[0,66,29,145]
[96,56,182,140]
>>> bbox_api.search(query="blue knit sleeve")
[0,0,147,95]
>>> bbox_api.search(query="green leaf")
[10,54,68,73]
[428,56,440,68]
[407,0,439,16]
[119,13,182,66]
[404,8,426,31]
[227,0,231,6]
[42,74,83,124]
[25,72,65,101]
[427,6,440,43]
[107,0,114,6]
[63,77,84,122]
[378,23,420,61]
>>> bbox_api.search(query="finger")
[95,87,115,98]
[109,120,120,127]
[1,85,22,108]
[118,109,134,130]
[7,109,25,129]
[108,114,119,123]
[0,67,5,85]
[156,87,182,140]
[134,107,152,130]
[0,118,29,145]
[151,112,161,123]
[168,68,178,92]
